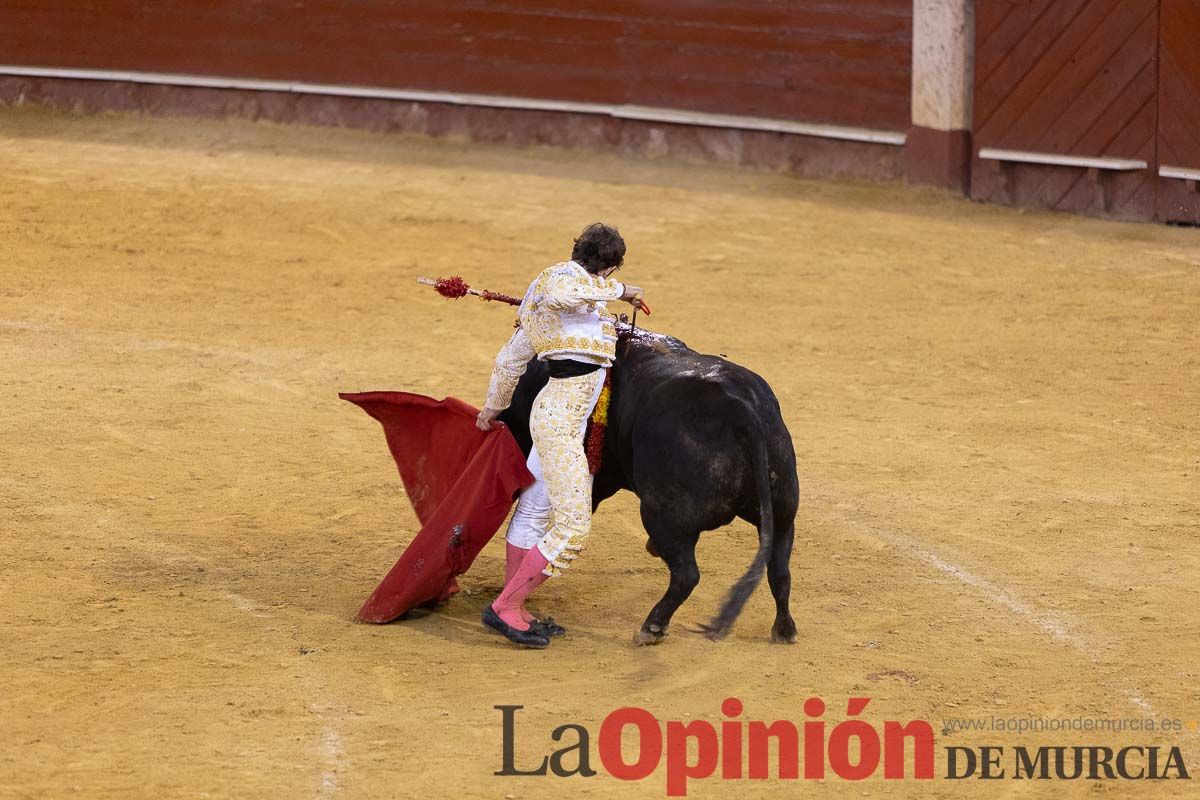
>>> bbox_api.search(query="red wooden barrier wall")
[0,0,913,132]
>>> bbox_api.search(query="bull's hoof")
[771,618,798,645]
[633,625,668,646]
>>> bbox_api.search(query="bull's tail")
[702,417,774,640]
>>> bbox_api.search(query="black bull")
[497,326,799,644]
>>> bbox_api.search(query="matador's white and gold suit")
[484,260,625,577]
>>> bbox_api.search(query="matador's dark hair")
[571,223,626,273]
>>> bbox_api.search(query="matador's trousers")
[504,368,606,577]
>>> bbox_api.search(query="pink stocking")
[504,542,526,585]
[504,542,537,624]
[492,547,551,630]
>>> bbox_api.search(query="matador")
[476,223,646,648]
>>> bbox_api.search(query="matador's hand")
[620,284,650,314]
[476,407,503,431]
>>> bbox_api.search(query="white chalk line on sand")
[903,530,1200,760]
[903,545,1084,648]
[221,592,346,799]
[72,494,349,799]
[225,591,270,618]
[835,514,1165,724]
[0,320,52,331]
[315,727,344,800]
[6,435,346,796]
[3,317,307,386]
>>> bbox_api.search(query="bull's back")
[615,346,797,529]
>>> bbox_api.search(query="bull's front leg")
[634,517,700,646]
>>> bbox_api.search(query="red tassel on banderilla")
[417,275,523,306]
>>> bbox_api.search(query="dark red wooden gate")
[1156,0,1200,224]
[971,0,1160,220]
[973,0,1200,223]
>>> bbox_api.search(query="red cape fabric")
[339,391,534,623]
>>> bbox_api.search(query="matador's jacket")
[484,260,625,577]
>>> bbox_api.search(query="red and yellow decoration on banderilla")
[584,370,612,475]
[418,275,523,306]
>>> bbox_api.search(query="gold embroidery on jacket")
[484,262,621,411]
[520,262,622,362]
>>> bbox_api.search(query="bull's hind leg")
[634,512,700,646]
[767,522,798,644]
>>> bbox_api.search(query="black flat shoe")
[482,606,550,649]
[531,616,566,637]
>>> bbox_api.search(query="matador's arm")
[483,323,536,412]
[542,270,625,310]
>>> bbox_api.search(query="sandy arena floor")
[1,106,1198,799]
